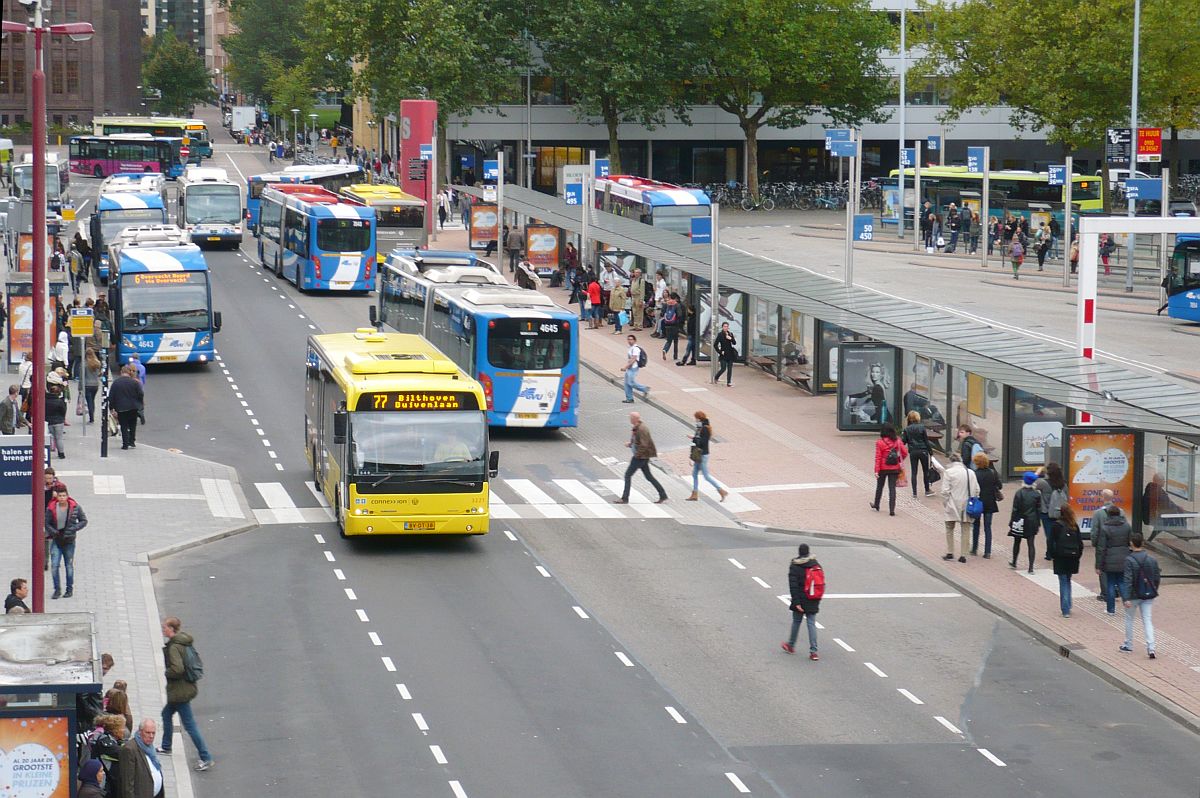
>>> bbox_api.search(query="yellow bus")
[305,329,497,537]
[92,116,212,158]
[885,165,1103,221]
[340,183,428,261]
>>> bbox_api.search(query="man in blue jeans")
[44,487,86,599]
[782,543,823,661]
[620,334,650,403]
[159,617,214,771]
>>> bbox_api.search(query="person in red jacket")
[870,424,908,516]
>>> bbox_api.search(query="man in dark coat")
[119,719,165,798]
[108,365,144,450]
[783,544,823,660]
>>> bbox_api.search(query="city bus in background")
[176,166,243,248]
[88,182,169,283]
[93,116,212,159]
[257,184,377,291]
[374,249,580,428]
[304,328,497,537]
[68,134,187,179]
[593,174,712,233]
[99,172,168,208]
[882,166,1103,226]
[9,152,71,214]
[1166,234,1200,322]
[245,164,365,231]
[340,183,427,260]
[106,224,222,365]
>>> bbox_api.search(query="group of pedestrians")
[615,409,730,507]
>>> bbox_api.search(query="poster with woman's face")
[837,343,900,431]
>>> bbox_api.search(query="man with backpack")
[621,334,650,403]
[1120,532,1160,659]
[159,617,213,771]
[956,425,984,469]
[782,544,824,661]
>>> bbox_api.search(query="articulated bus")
[176,166,243,248]
[107,225,222,364]
[88,188,169,283]
[1166,234,1200,322]
[883,167,1103,225]
[374,249,580,428]
[93,116,212,159]
[246,165,365,230]
[593,174,712,233]
[258,184,376,291]
[69,135,188,179]
[305,329,497,537]
[340,184,428,260]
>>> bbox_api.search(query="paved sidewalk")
[0,430,253,795]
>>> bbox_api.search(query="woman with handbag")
[686,411,727,502]
[901,410,933,498]
[870,424,908,516]
[971,452,1003,558]
[931,453,978,562]
[1009,471,1042,573]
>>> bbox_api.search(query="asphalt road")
[61,126,1200,797]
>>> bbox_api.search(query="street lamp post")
[291,107,300,149]
[3,3,93,614]
[309,112,318,147]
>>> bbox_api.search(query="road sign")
[830,140,856,158]
[824,129,852,151]
[1047,165,1067,186]
[460,154,475,169]
[408,158,427,181]
[1136,127,1162,163]
[1105,128,1132,163]
[483,159,499,182]
[594,159,610,178]
[926,135,941,152]
[68,308,94,337]
[967,147,986,174]
[690,216,713,245]
[1124,179,1162,201]
[179,145,190,160]
[564,183,583,206]
[900,148,915,168]
[853,214,874,242]
[419,144,433,161]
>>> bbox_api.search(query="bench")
[746,356,813,393]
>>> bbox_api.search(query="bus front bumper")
[345,513,490,536]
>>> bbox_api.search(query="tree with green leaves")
[693,0,893,196]
[533,0,708,175]
[261,56,315,136]
[1136,2,1200,182]
[220,0,310,102]
[142,32,214,116]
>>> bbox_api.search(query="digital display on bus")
[356,391,481,411]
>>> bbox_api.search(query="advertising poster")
[6,284,62,366]
[525,224,560,275]
[815,320,869,394]
[15,234,53,274]
[1165,438,1195,501]
[837,342,900,431]
[691,278,745,361]
[1064,427,1142,536]
[0,715,72,798]
[1004,389,1069,477]
[468,204,498,251]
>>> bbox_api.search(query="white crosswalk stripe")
[597,479,671,518]
[503,478,574,518]
[552,479,624,518]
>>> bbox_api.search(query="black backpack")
[182,643,204,682]
[1130,553,1159,600]
[884,443,901,467]
[635,346,647,368]
[1056,524,1083,559]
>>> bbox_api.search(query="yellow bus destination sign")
[357,391,481,411]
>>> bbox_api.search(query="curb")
[761,524,1200,736]
[581,357,705,433]
[145,521,260,562]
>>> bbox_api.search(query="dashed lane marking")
[313,534,324,544]
[535,566,551,578]
[729,558,746,570]
[615,652,634,667]
[833,638,855,652]
[382,657,395,672]
[897,689,924,705]
[864,662,888,678]
[934,716,963,735]
[572,606,590,619]
[396,684,412,700]
[323,551,335,562]
[664,707,687,724]
[430,745,448,765]
[751,577,771,589]
[412,713,429,731]
[333,569,345,580]
[356,609,369,622]
[725,773,751,793]
[978,749,1007,767]
[368,632,382,646]
[449,782,469,798]
[344,588,356,600]
[502,529,517,541]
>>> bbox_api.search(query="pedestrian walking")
[437,197,448,230]
[1009,237,1025,279]
[1094,504,1132,614]
[119,719,165,798]
[83,348,103,423]
[46,375,67,459]
[129,352,146,385]
[620,335,650,403]
[19,353,37,411]
[609,282,627,333]
[629,269,646,329]
[660,293,683,361]
[1049,505,1084,617]
[44,486,86,599]
[971,452,1002,557]
[955,424,984,468]
[687,410,728,502]
[712,322,738,387]
[108,366,144,450]
[1034,462,1066,558]
[781,543,823,660]
[870,424,907,516]
[563,242,579,287]
[5,577,30,613]
[1120,532,1160,658]
[932,453,978,561]
[159,617,214,771]
[615,412,667,504]
[900,410,933,497]
[1035,222,1051,271]
[1008,471,1042,573]
[675,303,698,366]
[506,225,525,273]
[1,384,26,434]
[1090,489,1121,601]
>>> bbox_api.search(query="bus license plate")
[333,281,351,289]
[156,355,180,363]
[516,413,539,419]
[404,521,436,531]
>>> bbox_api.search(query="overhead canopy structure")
[456,183,1200,437]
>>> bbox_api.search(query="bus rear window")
[1073,180,1100,200]
[317,218,371,252]
[376,207,425,228]
[487,318,571,370]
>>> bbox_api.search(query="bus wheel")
[93,165,103,179]
[335,484,347,539]
[311,447,322,492]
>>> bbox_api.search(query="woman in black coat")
[1009,472,1042,573]
[1049,505,1084,617]
[900,411,932,497]
[712,322,738,387]
[971,453,1002,558]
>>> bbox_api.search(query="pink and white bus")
[68,134,185,179]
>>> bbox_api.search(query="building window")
[52,114,64,127]
[12,60,25,96]
[51,58,64,95]
[65,53,79,94]
[0,115,8,126]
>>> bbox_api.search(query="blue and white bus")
[1166,234,1200,322]
[593,174,712,233]
[246,164,364,231]
[374,250,580,428]
[107,225,222,364]
[257,183,376,291]
[88,190,169,283]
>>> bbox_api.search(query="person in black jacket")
[782,544,822,660]
[971,453,1003,558]
[45,378,68,459]
[900,411,933,497]
[712,322,738,387]
[686,410,728,502]
[675,303,698,366]
[1049,505,1084,618]
[1009,472,1041,573]
[108,366,144,450]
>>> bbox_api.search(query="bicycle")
[741,192,776,212]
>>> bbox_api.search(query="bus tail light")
[559,374,575,412]
[364,260,373,281]
[477,372,494,410]
[314,257,323,279]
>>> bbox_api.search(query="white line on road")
[449,781,468,798]
[305,481,331,507]
[381,657,395,672]
[333,569,345,580]
[934,716,963,735]
[356,609,369,622]
[552,478,624,517]
[313,534,324,543]
[897,689,924,705]
[728,558,747,570]
[344,588,356,600]
[396,684,411,700]
[615,652,634,667]
[275,463,284,471]
[430,745,448,765]
[752,577,771,589]
[814,621,825,630]
[504,478,574,518]
[822,593,960,599]
[268,451,277,459]
[575,442,588,450]
[665,707,687,724]
[224,153,247,183]
[777,594,791,605]
[535,566,551,578]
[323,551,335,562]
[725,773,751,793]
[572,606,590,619]
[412,713,429,731]
[261,439,270,446]
[977,748,1007,767]
[368,632,382,646]
[502,529,517,541]
[833,638,855,652]
[864,662,888,678]
[735,482,850,493]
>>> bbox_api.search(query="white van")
[1096,168,1154,185]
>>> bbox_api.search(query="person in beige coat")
[932,453,979,563]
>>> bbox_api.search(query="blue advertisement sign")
[900,148,915,168]
[594,159,610,178]
[926,135,941,152]
[419,144,433,161]
[853,214,875,242]
[690,216,713,244]
[0,436,49,496]
[830,140,857,158]
[459,154,475,169]
[824,129,852,151]
[1047,165,1067,186]
[1124,179,1163,201]
[967,147,986,174]
[483,159,499,182]
[564,183,583,206]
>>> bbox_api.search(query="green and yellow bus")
[305,329,498,537]
[883,166,1103,225]
[92,116,212,159]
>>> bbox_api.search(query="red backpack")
[804,563,826,601]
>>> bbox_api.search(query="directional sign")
[483,159,499,182]
[594,159,610,178]
[419,143,433,161]
[1124,179,1162,201]
[68,308,94,337]
[1047,165,1067,186]
[1136,127,1162,163]
[408,158,427,181]
[564,183,583,206]
[853,214,874,242]
[926,135,941,152]
[1105,128,1132,163]
[460,154,475,169]
[830,140,857,158]
[966,147,986,174]
[824,129,852,151]
[690,215,713,245]
[900,148,916,168]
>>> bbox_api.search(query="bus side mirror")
[488,450,500,478]
[213,311,222,332]
[368,305,378,327]
[333,411,347,445]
